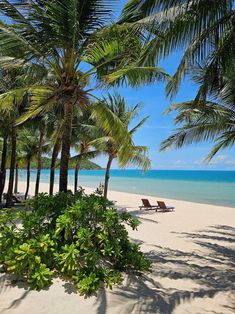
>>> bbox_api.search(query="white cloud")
[193,159,204,165]
[173,160,188,165]
[209,155,228,164]
[225,159,235,165]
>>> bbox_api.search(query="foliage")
[0,191,151,294]
[121,0,234,97]
[0,156,103,170]
[96,93,151,170]
[160,62,235,161]
[0,0,168,192]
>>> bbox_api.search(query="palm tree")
[160,64,235,161]
[71,110,108,193]
[34,118,48,196]
[0,118,9,203]
[18,128,41,199]
[0,1,167,193]
[49,135,62,196]
[45,108,64,196]
[0,70,27,207]
[121,0,234,97]
[95,93,151,199]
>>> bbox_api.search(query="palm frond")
[16,85,58,125]
[91,102,132,148]
[70,150,101,162]
[161,98,235,160]
[129,116,150,134]
[106,65,169,87]
[118,145,151,171]
[0,87,27,114]
[205,131,235,161]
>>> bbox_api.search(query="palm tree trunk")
[59,96,73,192]
[104,155,113,200]
[14,163,19,194]
[25,157,30,200]
[0,135,8,203]
[6,127,16,207]
[35,128,45,196]
[74,160,80,194]
[49,137,61,196]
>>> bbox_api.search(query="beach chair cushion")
[157,201,174,211]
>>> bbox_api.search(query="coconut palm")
[18,128,44,199]
[0,0,168,193]
[71,110,108,193]
[121,0,234,97]
[96,93,151,199]
[34,117,48,196]
[160,63,235,161]
[0,118,9,202]
[48,121,63,196]
[0,69,27,206]
[49,135,62,196]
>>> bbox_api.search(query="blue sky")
[92,1,235,170]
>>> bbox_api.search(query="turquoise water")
[14,169,235,208]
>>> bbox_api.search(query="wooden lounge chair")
[157,201,174,212]
[139,199,159,211]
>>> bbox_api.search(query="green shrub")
[0,190,151,294]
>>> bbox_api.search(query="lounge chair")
[157,201,174,212]
[139,199,159,211]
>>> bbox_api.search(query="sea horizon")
[9,169,235,208]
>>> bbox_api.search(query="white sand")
[1,181,235,314]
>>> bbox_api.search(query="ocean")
[14,169,235,208]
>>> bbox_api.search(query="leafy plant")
[0,191,151,294]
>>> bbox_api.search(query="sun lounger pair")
[139,199,174,212]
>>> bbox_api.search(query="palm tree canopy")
[18,127,48,162]
[95,93,151,170]
[160,62,235,161]
[0,1,169,100]
[0,0,169,156]
[70,108,109,162]
[121,0,234,97]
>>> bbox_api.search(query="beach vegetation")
[70,109,107,194]
[96,93,151,199]
[0,69,28,206]
[121,1,235,159]
[0,117,8,203]
[17,127,48,199]
[161,62,235,160]
[0,0,166,193]
[0,191,151,294]
[121,0,234,97]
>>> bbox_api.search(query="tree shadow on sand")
[96,225,235,314]
[1,225,234,313]
[0,273,32,312]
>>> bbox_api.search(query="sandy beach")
[1,181,235,314]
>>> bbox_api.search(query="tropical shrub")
[0,191,150,294]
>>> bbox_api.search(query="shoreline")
[9,169,235,208]
[7,179,235,209]
[1,180,235,313]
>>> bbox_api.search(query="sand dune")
[1,181,235,314]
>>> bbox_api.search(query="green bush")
[0,190,151,294]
